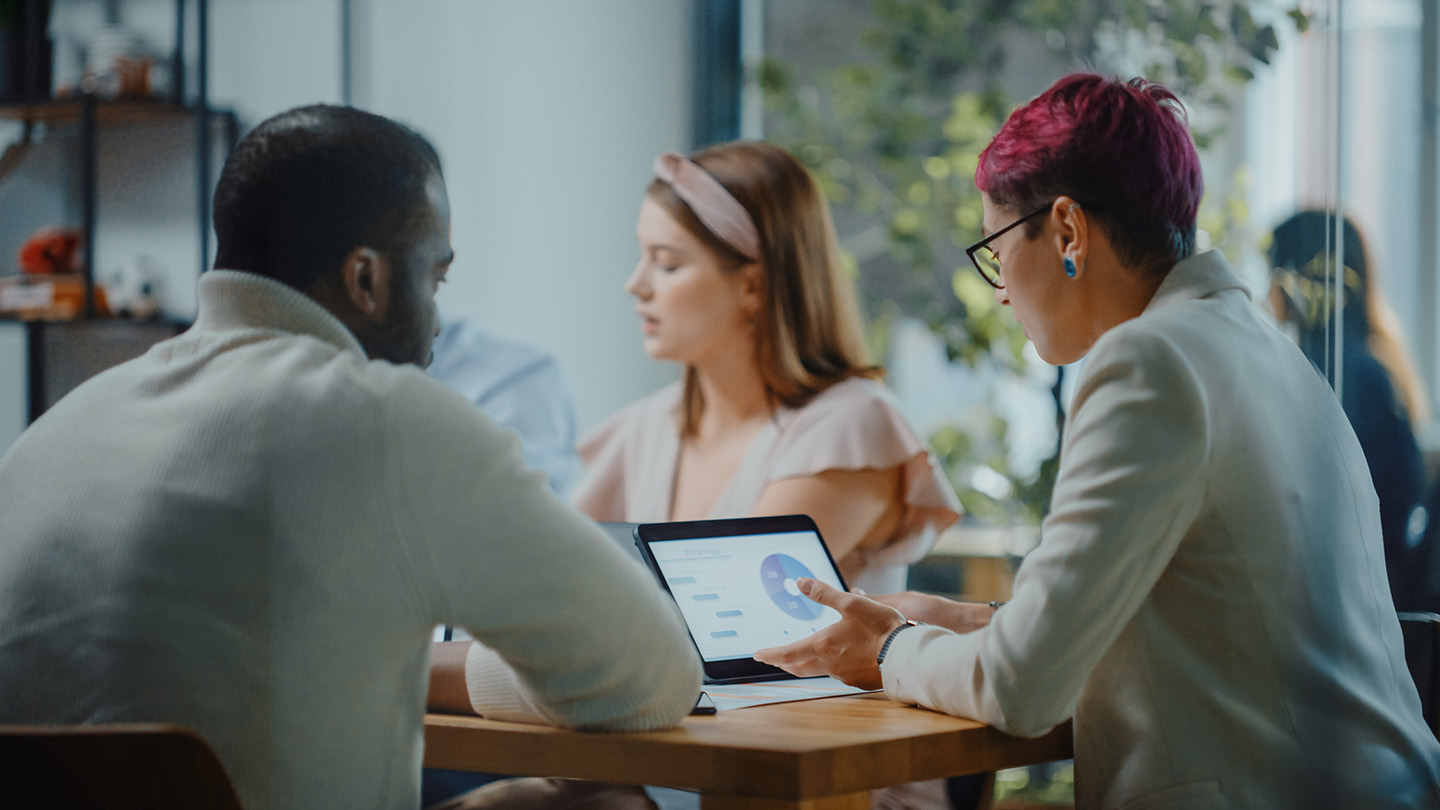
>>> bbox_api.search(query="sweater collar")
[193,270,366,357]
[1143,248,1251,315]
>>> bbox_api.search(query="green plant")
[760,0,1309,526]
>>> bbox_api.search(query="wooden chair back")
[0,722,243,809]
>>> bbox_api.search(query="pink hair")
[976,73,1204,274]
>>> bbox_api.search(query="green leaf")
[952,268,996,316]
[1251,25,1280,64]
[755,58,792,95]
[1287,7,1312,34]
[1230,3,1258,40]
[1222,64,1255,83]
[923,155,951,180]
[891,207,923,235]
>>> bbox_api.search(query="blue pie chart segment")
[760,553,823,620]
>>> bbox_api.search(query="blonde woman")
[576,141,961,597]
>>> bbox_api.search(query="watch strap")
[876,619,920,667]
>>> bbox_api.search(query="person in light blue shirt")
[427,317,579,497]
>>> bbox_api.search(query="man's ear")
[340,247,392,322]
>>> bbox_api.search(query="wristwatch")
[876,620,921,667]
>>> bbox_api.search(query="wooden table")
[424,693,1073,809]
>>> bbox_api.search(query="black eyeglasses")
[965,204,1053,290]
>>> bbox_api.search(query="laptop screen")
[635,515,848,682]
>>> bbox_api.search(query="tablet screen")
[636,515,847,682]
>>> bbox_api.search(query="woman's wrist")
[876,619,922,668]
[945,601,1001,634]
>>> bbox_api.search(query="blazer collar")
[192,270,365,357]
[1144,248,1252,315]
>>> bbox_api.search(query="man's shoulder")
[216,329,391,413]
[162,327,458,435]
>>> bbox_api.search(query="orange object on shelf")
[0,274,109,321]
[18,227,84,275]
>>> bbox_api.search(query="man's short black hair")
[213,104,443,289]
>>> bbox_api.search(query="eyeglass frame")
[965,203,1057,290]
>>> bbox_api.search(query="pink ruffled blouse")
[572,377,962,594]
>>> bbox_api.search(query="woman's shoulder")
[620,381,683,418]
[773,376,926,465]
[579,381,680,458]
[783,376,900,425]
[766,375,962,548]
[597,381,681,426]
[797,375,893,408]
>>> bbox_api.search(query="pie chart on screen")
[759,553,823,620]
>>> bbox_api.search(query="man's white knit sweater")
[0,271,701,810]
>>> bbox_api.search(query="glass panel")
[757,0,1344,540]
[757,0,1439,799]
[1336,0,1434,440]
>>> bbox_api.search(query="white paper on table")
[701,676,879,712]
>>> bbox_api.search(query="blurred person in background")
[427,316,579,497]
[1267,210,1430,610]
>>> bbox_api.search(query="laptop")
[633,514,849,684]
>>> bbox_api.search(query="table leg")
[700,792,869,810]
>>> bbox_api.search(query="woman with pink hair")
[757,73,1440,809]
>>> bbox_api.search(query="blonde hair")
[1368,279,1429,426]
[647,141,881,437]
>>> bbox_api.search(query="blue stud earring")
[1064,256,1077,278]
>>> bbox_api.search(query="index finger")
[796,577,854,610]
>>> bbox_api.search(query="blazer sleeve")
[881,325,1210,737]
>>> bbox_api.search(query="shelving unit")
[0,0,238,423]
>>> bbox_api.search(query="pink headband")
[652,151,762,261]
